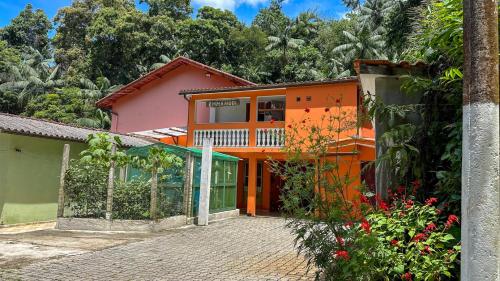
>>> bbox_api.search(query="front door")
[242,160,264,209]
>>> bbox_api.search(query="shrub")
[64,159,108,218]
[112,178,151,220]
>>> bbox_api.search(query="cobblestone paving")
[1,217,315,281]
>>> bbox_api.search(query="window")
[195,98,250,124]
[257,96,286,122]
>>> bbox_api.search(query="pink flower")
[425,197,438,206]
[335,250,350,261]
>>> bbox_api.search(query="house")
[0,113,153,225]
[96,56,255,134]
[180,78,376,216]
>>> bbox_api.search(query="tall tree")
[0,4,52,53]
[252,0,290,35]
[140,0,192,19]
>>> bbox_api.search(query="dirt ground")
[0,222,173,270]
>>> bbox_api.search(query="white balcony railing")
[256,128,285,147]
[194,129,249,147]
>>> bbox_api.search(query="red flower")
[411,179,421,188]
[335,99,341,104]
[336,236,345,246]
[335,250,350,261]
[261,149,266,153]
[424,222,437,233]
[344,221,354,228]
[302,120,306,124]
[425,197,438,206]
[304,108,310,113]
[324,107,330,112]
[424,245,431,253]
[390,239,399,246]
[287,124,292,129]
[270,118,275,124]
[375,195,389,211]
[413,233,427,242]
[405,200,414,209]
[397,185,406,194]
[360,194,370,204]
[361,218,371,234]
[402,272,413,281]
[445,214,459,229]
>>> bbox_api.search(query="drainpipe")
[461,1,499,280]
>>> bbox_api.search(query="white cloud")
[193,0,268,11]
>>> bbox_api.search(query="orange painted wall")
[185,81,376,215]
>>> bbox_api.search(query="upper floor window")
[257,96,286,122]
[195,98,250,124]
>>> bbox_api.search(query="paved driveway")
[1,217,315,280]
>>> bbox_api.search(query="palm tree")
[359,0,396,28]
[265,24,304,64]
[76,109,111,129]
[79,76,120,101]
[332,25,387,62]
[293,11,320,40]
[0,47,65,104]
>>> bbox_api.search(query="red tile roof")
[179,77,358,96]
[96,56,255,108]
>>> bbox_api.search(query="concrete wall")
[111,65,241,133]
[0,133,86,225]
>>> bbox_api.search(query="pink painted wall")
[111,65,240,133]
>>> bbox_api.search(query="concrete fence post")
[198,138,213,226]
[105,144,116,220]
[150,166,158,221]
[183,152,195,218]
[57,144,70,218]
[462,0,499,279]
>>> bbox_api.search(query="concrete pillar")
[57,144,70,218]
[183,152,195,218]
[262,162,271,211]
[247,156,257,216]
[105,144,116,220]
[198,139,213,225]
[461,0,499,280]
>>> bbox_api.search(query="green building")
[0,113,152,225]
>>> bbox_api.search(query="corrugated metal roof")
[179,77,358,96]
[96,56,255,109]
[0,113,154,147]
[132,127,187,139]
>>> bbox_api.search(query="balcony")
[193,127,285,148]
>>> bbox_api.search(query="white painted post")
[57,144,70,218]
[198,138,213,226]
[462,1,499,280]
[105,144,116,220]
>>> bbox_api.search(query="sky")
[0,0,349,28]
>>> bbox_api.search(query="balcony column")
[249,96,257,147]
[262,161,271,211]
[246,156,257,216]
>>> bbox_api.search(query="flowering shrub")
[352,197,461,280]
[268,100,461,280]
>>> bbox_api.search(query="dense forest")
[0,0,440,128]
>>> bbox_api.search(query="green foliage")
[0,4,52,53]
[65,159,108,218]
[113,178,151,220]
